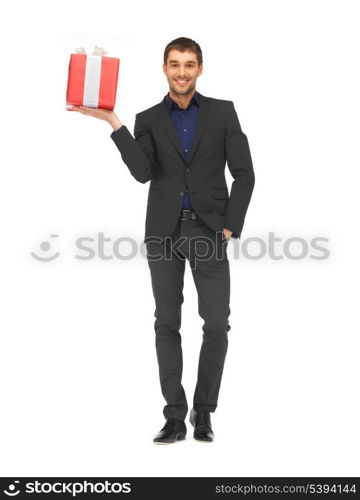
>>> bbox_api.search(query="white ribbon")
[73,46,109,107]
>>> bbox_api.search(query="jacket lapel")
[157,92,210,165]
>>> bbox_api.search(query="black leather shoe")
[153,418,187,444]
[189,408,215,442]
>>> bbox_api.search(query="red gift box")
[66,49,120,110]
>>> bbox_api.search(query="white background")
[1,0,359,477]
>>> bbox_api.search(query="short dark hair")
[163,37,203,66]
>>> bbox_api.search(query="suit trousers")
[145,216,231,421]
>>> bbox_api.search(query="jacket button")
[186,168,190,172]
[179,191,184,196]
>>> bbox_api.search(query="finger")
[79,106,94,114]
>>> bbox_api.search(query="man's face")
[163,49,203,97]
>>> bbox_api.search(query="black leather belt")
[180,209,199,220]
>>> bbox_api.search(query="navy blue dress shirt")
[164,91,200,210]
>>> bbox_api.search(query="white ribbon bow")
[74,45,108,56]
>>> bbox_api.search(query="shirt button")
[180,191,184,196]
[184,149,188,153]
[184,128,187,132]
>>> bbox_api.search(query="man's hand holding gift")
[67,105,122,131]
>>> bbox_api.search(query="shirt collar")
[164,90,200,113]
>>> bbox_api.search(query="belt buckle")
[181,209,192,221]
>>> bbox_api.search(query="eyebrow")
[168,60,196,64]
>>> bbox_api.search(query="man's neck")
[168,88,196,109]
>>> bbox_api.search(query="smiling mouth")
[175,79,189,85]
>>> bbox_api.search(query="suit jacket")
[110,91,255,241]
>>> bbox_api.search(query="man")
[68,37,255,444]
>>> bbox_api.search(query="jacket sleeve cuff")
[224,217,245,240]
[110,125,126,138]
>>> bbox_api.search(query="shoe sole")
[193,436,214,442]
[153,433,187,444]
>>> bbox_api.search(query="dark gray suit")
[110,92,255,420]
